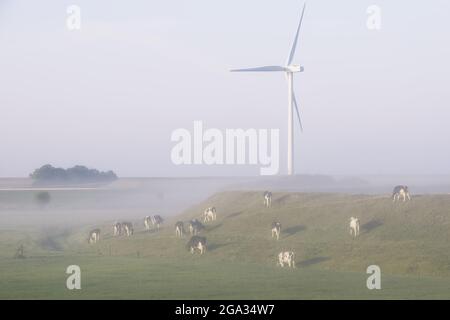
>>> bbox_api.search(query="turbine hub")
[286,65,304,73]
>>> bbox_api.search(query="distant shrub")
[30,164,118,184]
[35,191,51,206]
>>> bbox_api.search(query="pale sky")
[1,0,449,177]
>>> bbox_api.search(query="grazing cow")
[122,222,134,236]
[144,216,152,230]
[189,219,204,235]
[113,222,122,236]
[187,236,207,254]
[271,222,281,240]
[151,215,164,230]
[203,207,217,222]
[349,217,360,238]
[392,185,411,202]
[264,191,272,208]
[88,229,100,244]
[278,251,295,268]
[175,221,184,237]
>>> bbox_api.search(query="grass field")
[1,190,450,299]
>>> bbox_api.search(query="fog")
[1,0,450,178]
[1,175,449,232]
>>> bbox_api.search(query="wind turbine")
[230,3,307,176]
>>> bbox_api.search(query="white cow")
[203,207,217,222]
[88,229,100,244]
[264,191,272,208]
[349,217,360,238]
[278,251,295,268]
[392,185,411,202]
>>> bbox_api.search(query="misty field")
[1,183,450,299]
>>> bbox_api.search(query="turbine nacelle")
[285,65,304,73]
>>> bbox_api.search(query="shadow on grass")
[283,225,306,237]
[274,195,290,205]
[298,256,330,267]
[225,212,243,219]
[361,219,383,233]
[137,229,159,235]
[37,236,64,251]
[206,223,223,232]
[208,242,232,252]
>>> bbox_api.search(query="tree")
[35,191,51,207]
[30,164,118,184]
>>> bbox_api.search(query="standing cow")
[175,221,184,237]
[189,219,204,235]
[264,191,272,208]
[144,216,152,231]
[203,207,217,222]
[113,222,122,236]
[187,236,207,254]
[349,217,360,238]
[151,215,164,230]
[122,222,134,237]
[271,221,281,240]
[88,229,101,244]
[392,185,411,202]
[278,251,295,268]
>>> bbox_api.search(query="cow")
[278,251,295,268]
[392,185,411,202]
[187,236,207,254]
[151,215,164,230]
[144,216,152,230]
[88,229,100,244]
[271,221,281,240]
[349,217,360,238]
[264,191,272,208]
[203,207,217,222]
[189,219,204,235]
[175,221,184,237]
[113,222,122,236]
[122,222,134,236]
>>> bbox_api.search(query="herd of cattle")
[87,185,411,268]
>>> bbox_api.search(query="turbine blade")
[286,3,306,65]
[230,66,286,72]
[293,93,304,132]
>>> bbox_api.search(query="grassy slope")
[1,192,450,299]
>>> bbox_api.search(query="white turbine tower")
[231,3,307,176]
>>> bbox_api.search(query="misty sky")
[1,0,449,177]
